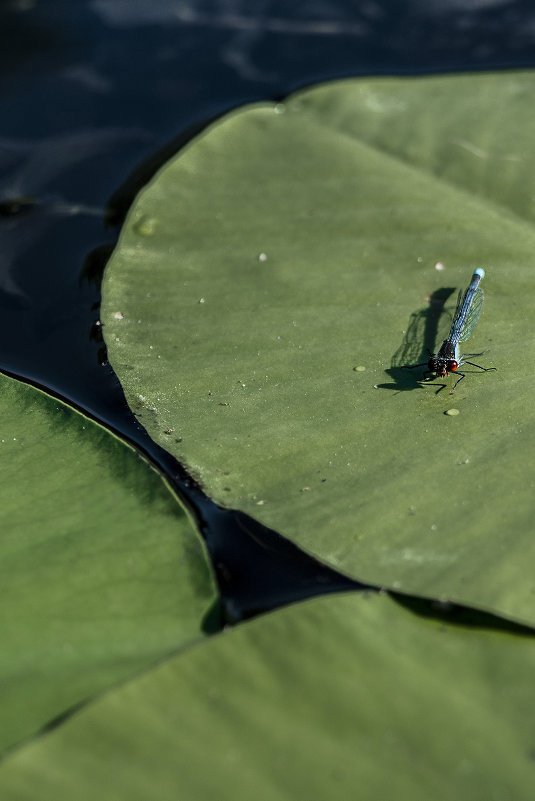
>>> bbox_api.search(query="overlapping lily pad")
[1,592,534,800]
[0,372,216,753]
[102,72,535,625]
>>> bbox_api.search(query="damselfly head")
[428,357,446,377]
[428,357,458,377]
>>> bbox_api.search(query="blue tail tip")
[475,267,485,279]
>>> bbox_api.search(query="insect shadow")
[376,286,456,393]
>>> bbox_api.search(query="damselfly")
[405,268,496,392]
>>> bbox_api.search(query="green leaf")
[101,72,535,625]
[304,73,535,224]
[0,373,216,754]
[1,592,534,800]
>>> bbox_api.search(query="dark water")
[1,0,534,623]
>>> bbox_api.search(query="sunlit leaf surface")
[102,72,535,625]
[1,592,534,800]
[0,373,216,753]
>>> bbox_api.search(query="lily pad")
[305,72,535,224]
[102,72,535,625]
[1,592,534,800]
[0,372,216,753]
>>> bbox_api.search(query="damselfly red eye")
[448,360,458,372]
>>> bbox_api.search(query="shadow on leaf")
[377,285,456,392]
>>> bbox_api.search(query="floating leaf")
[0,373,216,753]
[102,73,535,625]
[1,592,534,800]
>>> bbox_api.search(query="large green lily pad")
[1,592,534,800]
[0,372,216,753]
[102,72,535,625]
